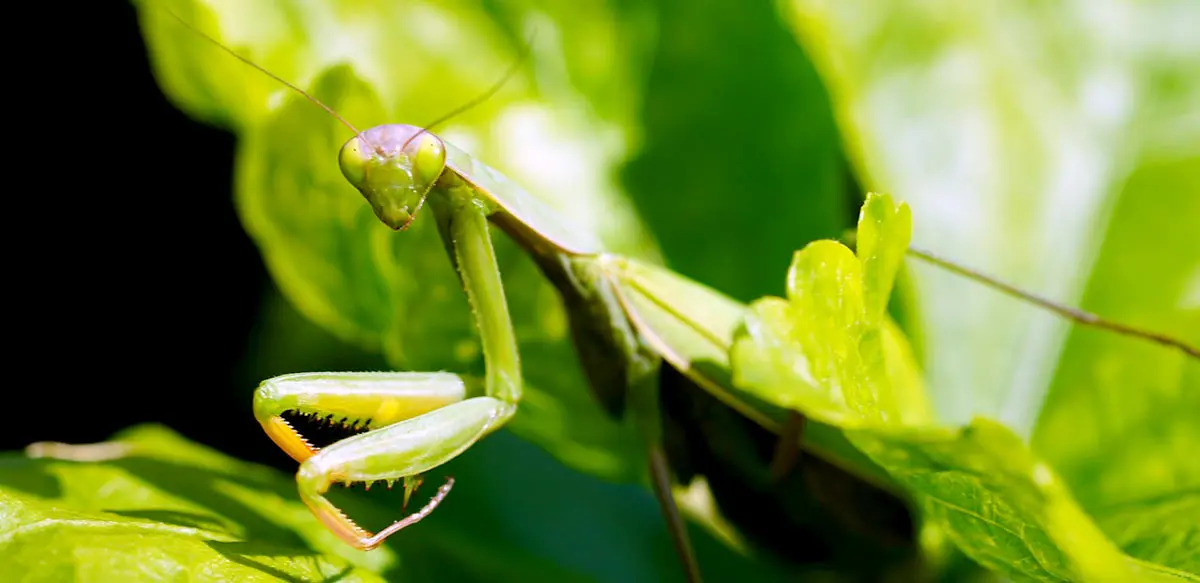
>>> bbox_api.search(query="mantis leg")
[630,362,704,583]
[252,191,522,550]
[253,371,472,464]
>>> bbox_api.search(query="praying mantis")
[169,19,922,578]
[129,5,1200,582]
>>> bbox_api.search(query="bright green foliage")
[731,193,1193,582]
[854,196,911,326]
[1,426,395,582]
[732,194,929,428]
[854,423,1194,582]
[0,425,790,582]
[777,1,1200,577]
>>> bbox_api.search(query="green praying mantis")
[125,7,1200,582]
[186,25,919,576]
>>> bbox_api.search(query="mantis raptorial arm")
[252,158,522,549]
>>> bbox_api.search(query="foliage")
[732,193,1195,582]
[1,425,784,582]
[1,0,1195,580]
[782,0,1200,576]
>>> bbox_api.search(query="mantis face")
[338,124,448,230]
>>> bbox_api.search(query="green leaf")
[855,193,912,325]
[1,427,400,582]
[2,426,620,582]
[853,420,1136,582]
[732,193,930,427]
[730,194,1174,581]
[1,425,794,582]
[133,0,659,482]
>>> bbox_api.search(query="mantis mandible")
[159,8,1200,581]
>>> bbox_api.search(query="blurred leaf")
[622,0,850,304]
[1,425,792,583]
[1031,156,1200,573]
[781,0,1200,438]
[133,0,661,481]
[1093,489,1200,576]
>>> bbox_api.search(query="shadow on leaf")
[207,541,356,583]
[0,457,63,498]
[106,508,234,533]
[106,456,310,548]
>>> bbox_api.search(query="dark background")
[7,4,278,466]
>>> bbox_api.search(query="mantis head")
[339,125,448,230]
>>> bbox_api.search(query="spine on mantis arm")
[250,125,522,550]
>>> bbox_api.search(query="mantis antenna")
[400,29,538,153]
[839,227,1198,359]
[906,245,1199,359]
[394,31,537,230]
[162,6,533,156]
[160,8,372,150]
[163,5,535,229]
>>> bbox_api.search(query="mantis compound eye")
[338,136,369,189]
[405,132,447,190]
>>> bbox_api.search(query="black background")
[6,4,278,467]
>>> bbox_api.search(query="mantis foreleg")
[251,179,522,550]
